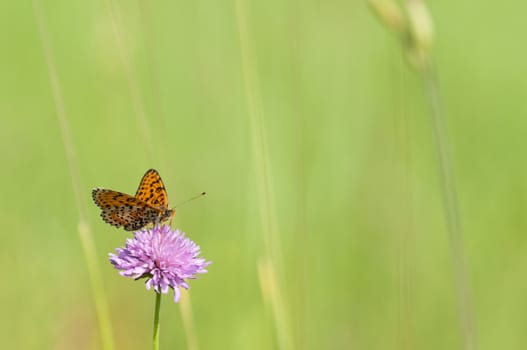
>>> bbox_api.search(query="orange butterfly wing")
[135,169,170,209]
[92,189,162,231]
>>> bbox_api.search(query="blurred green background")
[2,0,527,349]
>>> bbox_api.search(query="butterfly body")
[92,169,175,231]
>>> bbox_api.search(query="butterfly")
[92,169,175,231]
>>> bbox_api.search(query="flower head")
[109,225,211,302]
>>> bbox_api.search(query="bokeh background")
[2,0,527,349]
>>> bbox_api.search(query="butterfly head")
[164,208,175,221]
[152,208,175,227]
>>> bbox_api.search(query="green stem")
[153,292,162,350]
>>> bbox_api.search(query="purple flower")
[109,225,211,302]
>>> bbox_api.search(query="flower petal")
[109,225,211,303]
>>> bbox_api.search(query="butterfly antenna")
[174,192,206,208]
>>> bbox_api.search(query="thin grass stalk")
[179,290,199,350]
[137,0,171,174]
[105,0,156,163]
[285,0,308,346]
[392,53,416,350]
[32,2,115,349]
[369,1,477,347]
[234,0,293,348]
[421,61,477,350]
